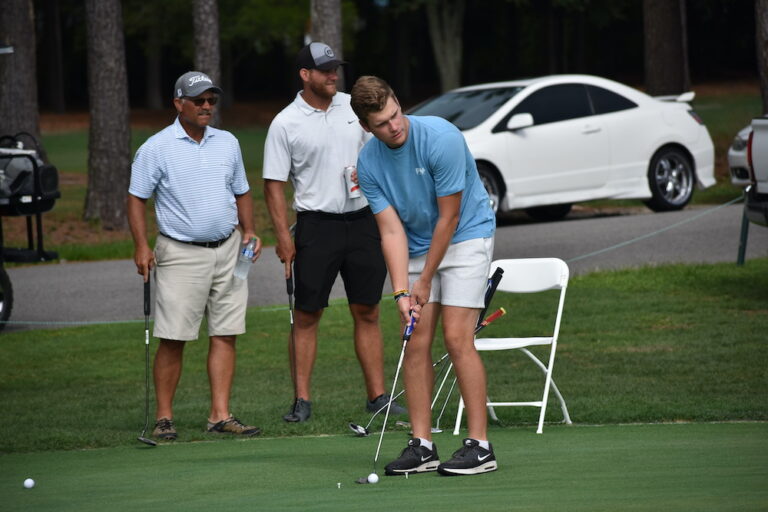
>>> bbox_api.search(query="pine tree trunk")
[311,0,344,91]
[41,0,66,113]
[643,0,690,96]
[84,0,131,231]
[757,0,768,115]
[193,0,222,126]
[0,0,46,159]
[426,0,465,92]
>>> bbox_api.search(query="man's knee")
[350,303,380,324]
[159,339,186,353]
[295,308,323,330]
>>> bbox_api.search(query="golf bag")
[0,132,60,216]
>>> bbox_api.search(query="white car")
[728,124,752,188]
[408,74,715,220]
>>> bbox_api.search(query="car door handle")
[581,125,602,134]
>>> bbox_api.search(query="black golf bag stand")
[0,132,61,330]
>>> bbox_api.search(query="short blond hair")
[350,76,396,123]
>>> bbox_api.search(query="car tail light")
[747,129,755,184]
[687,110,704,125]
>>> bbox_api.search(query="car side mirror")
[506,113,534,131]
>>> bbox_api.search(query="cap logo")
[324,47,334,58]
[187,74,212,86]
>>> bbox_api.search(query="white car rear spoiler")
[654,91,696,103]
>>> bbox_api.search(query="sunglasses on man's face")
[185,96,218,107]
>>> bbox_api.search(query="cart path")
[5,204,768,332]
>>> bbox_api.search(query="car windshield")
[408,86,524,130]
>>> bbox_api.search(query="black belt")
[161,229,234,248]
[296,206,372,221]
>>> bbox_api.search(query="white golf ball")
[367,472,379,484]
[23,478,35,489]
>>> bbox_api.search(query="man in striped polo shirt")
[127,71,262,441]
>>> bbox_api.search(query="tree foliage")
[123,0,189,109]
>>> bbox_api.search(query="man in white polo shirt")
[263,42,405,422]
[127,71,262,441]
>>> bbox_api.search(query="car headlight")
[731,135,748,151]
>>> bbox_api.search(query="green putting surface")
[3,422,766,511]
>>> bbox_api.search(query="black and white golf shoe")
[437,438,497,476]
[384,438,440,476]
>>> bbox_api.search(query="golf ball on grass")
[367,472,379,484]
[23,478,35,489]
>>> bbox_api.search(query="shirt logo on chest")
[415,167,426,176]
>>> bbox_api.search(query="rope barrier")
[565,195,744,264]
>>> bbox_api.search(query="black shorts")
[294,206,386,312]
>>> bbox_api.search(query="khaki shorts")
[408,237,494,308]
[153,231,248,340]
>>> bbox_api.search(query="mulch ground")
[39,100,286,133]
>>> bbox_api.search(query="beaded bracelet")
[394,292,410,302]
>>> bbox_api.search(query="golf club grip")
[402,313,416,341]
[286,276,293,295]
[143,280,150,316]
[474,307,506,334]
[476,267,504,329]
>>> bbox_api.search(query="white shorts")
[153,230,248,341]
[408,237,494,308]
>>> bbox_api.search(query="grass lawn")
[2,423,766,511]
[1,259,766,451]
[0,257,766,509]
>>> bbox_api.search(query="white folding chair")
[453,258,572,435]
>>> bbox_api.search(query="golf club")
[356,313,415,484]
[478,267,504,328]
[431,307,507,431]
[348,351,452,437]
[284,267,305,422]
[431,267,505,428]
[432,305,509,430]
[137,277,157,447]
[287,271,296,397]
[348,307,507,437]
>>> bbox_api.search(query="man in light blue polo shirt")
[352,75,497,477]
[127,71,262,441]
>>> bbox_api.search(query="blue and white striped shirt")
[129,117,250,241]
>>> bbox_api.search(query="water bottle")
[233,237,257,280]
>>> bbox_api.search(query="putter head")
[137,436,157,447]
[348,422,370,437]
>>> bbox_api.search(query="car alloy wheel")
[645,147,695,212]
[477,163,502,214]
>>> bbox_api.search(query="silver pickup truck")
[745,117,768,226]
